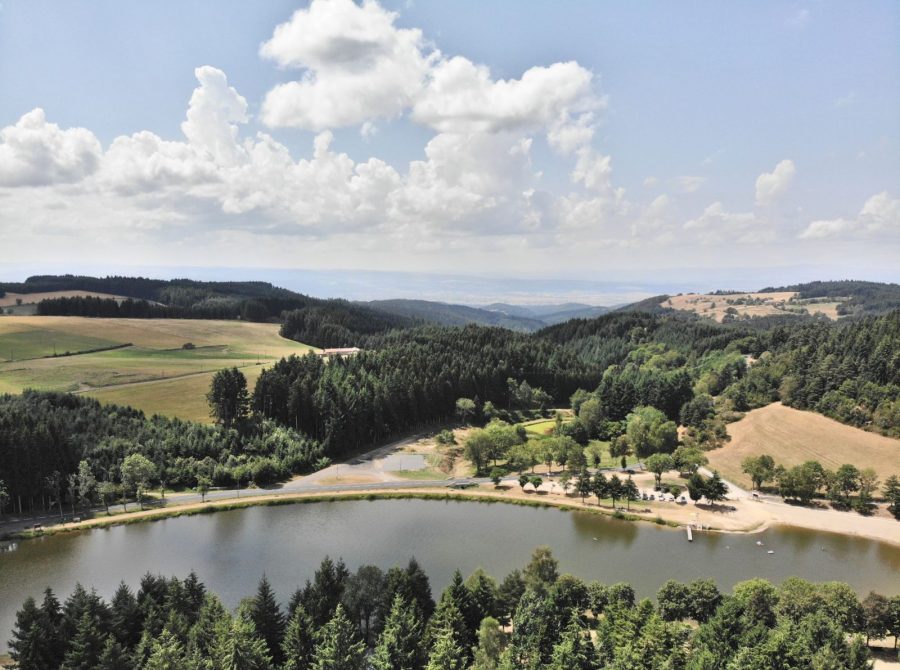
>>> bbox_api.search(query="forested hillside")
[254,326,595,453]
[2,305,896,517]
[0,391,324,515]
[362,299,547,332]
[264,309,900,456]
[10,274,413,339]
[730,310,900,436]
[8,550,891,670]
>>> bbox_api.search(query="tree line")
[741,454,900,515]
[0,390,324,518]
[253,327,597,456]
[9,547,898,669]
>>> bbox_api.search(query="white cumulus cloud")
[260,0,436,130]
[799,191,900,239]
[412,57,598,138]
[0,108,102,186]
[755,158,795,206]
[181,66,249,166]
[684,201,770,245]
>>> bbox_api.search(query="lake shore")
[4,479,898,547]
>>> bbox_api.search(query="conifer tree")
[111,582,142,648]
[96,636,131,670]
[301,557,350,628]
[187,592,229,661]
[442,569,480,647]
[250,576,286,664]
[281,603,316,670]
[426,599,471,665]
[61,611,106,670]
[425,627,467,670]
[40,587,66,668]
[371,594,425,670]
[466,569,499,623]
[212,615,273,670]
[8,597,52,670]
[143,628,187,670]
[496,570,526,624]
[311,605,365,670]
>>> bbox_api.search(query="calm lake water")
[1,499,898,651]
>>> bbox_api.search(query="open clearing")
[707,402,900,488]
[663,291,843,322]
[0,316,315,421]
[524,418,560,436]
[84,364,270,423]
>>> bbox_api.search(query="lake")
[1,498,898,651]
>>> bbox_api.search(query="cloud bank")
[0,0,895,273]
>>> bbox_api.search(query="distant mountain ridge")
[481,302,612,325]
[361,299,547,332]
[362,299,614,331]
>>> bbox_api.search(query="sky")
[0,0,898,290]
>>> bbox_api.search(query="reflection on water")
[0,499,897,652]
[570,510,639,548]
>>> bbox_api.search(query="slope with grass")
[0,316,315,421]
[83,364,271,424]
[707,402,900,488]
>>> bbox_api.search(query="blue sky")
[0,0,897,286]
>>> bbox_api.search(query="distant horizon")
[1,263,896,306]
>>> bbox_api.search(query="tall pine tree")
[311,605,365,670]
[249,576,285,665]
[281,604,316,670]
[371,594,426,670]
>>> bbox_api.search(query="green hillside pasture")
[84,364,269,424]
[0,326,123,362]
[0,317,316,417]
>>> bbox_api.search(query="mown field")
[0,316,316,421]
[707,402,900,488]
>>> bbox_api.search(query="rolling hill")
[481,302,612,325]
[0,316,315,422]
[362,299,546,332]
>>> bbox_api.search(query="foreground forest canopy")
[8,548,898,670]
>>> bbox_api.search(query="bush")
[436,429,457,446]
[249,458,282,486]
